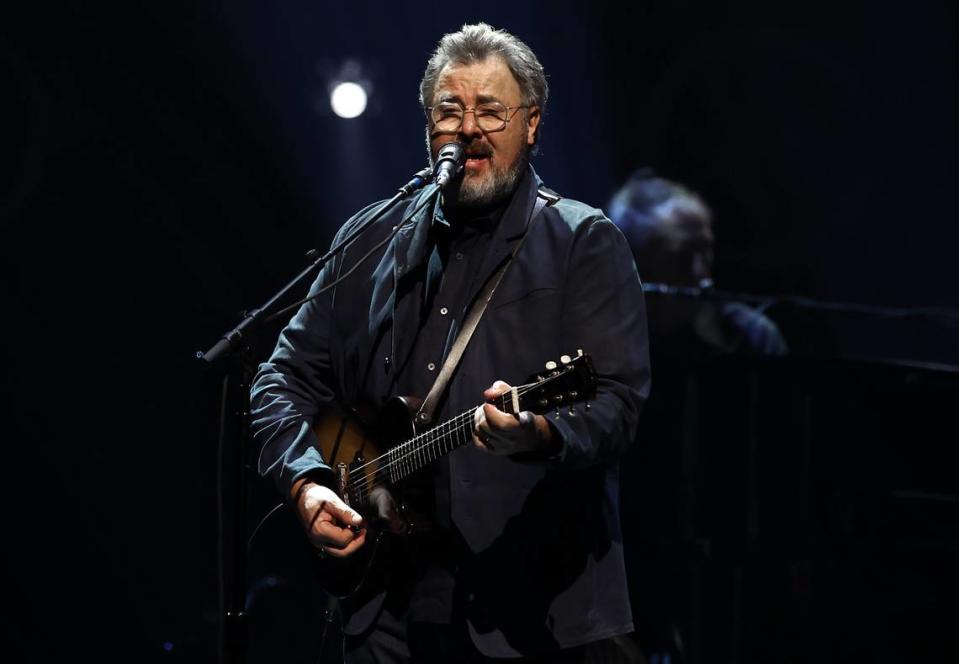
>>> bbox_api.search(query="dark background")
[2,1,956,662]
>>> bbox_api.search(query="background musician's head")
[608,169,715,291]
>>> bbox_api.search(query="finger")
[312,519,362,547]
[483,380,512,400]
[472,433,494,452]
[473,404,487,433]
[517,410,535,428]
[321,528,367,558]
[305,497,361,532]
[324,497,364,528]
[483,403,520,430]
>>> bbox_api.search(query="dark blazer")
[251,167,651,657]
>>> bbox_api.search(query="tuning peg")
[584,400,591,411]
[577,349,584,356]
[545,360,558,370]
[568,404,576,415]
[560,354,571,365]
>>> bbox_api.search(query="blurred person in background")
[607,169,787,663]
[608,168,787,358]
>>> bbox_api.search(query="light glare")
[330,82,367,119]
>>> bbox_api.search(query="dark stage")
[2,2,957,662]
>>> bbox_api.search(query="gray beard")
[427,135,529,209]
[447,155,526,208]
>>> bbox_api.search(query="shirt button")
[455,252,464,260]
[427,362,436,371]
[440,307,448,315]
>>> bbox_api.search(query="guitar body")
[309,396,421,599]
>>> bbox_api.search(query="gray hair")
[420,23,548,145]
[608,170,711,253]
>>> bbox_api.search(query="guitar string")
[344,384,540,503]
[348,402,491,502]
[345,379,550,481]
[346,381,574,504]
[343,372,589,506]
[346,407,476,504]
[344,381,541,476]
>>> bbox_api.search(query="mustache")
[463,145,493,158]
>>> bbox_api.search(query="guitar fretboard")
[385,407,476,483]
[349,391,519,506]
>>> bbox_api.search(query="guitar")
[298,351,598,598]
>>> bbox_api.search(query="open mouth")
[464,153,491,167]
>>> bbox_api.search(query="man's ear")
[526,106,541,146]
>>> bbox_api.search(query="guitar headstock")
[513,350,598,416]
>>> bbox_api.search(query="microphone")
[433,142,465,189]
[398,166,434,197]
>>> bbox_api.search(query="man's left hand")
[472,380,554,455]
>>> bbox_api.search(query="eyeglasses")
[426,101,529,133]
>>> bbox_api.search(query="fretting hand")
[472,380,555,455]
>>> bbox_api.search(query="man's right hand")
[292,479,366,559]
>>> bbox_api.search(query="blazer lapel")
[368,186,438,368]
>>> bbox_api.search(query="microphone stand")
[197,167,433,664]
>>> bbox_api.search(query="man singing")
[251,23,650,663]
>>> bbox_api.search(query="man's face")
[427,56,540,208]
[647,208,715,287]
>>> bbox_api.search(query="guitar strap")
[414,187,560,427]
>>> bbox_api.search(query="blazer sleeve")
[547,215,651,468]
[249,207,377,500]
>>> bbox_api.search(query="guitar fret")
[412,435,419,474]
[419,430,428,471]
[426,430,432,467]
[418,433,424,472]
[419,432,425,469]
[408,435,416,476]
[407,430,423,473]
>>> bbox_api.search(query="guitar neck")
[385,407,476,484]
[345,353,595,509]
[352,391,520,502]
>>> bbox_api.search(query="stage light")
[330,81,367,119]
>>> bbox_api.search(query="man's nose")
[691,251,711,282]
[458,110,484,139]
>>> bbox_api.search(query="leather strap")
[415,190,556,426]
